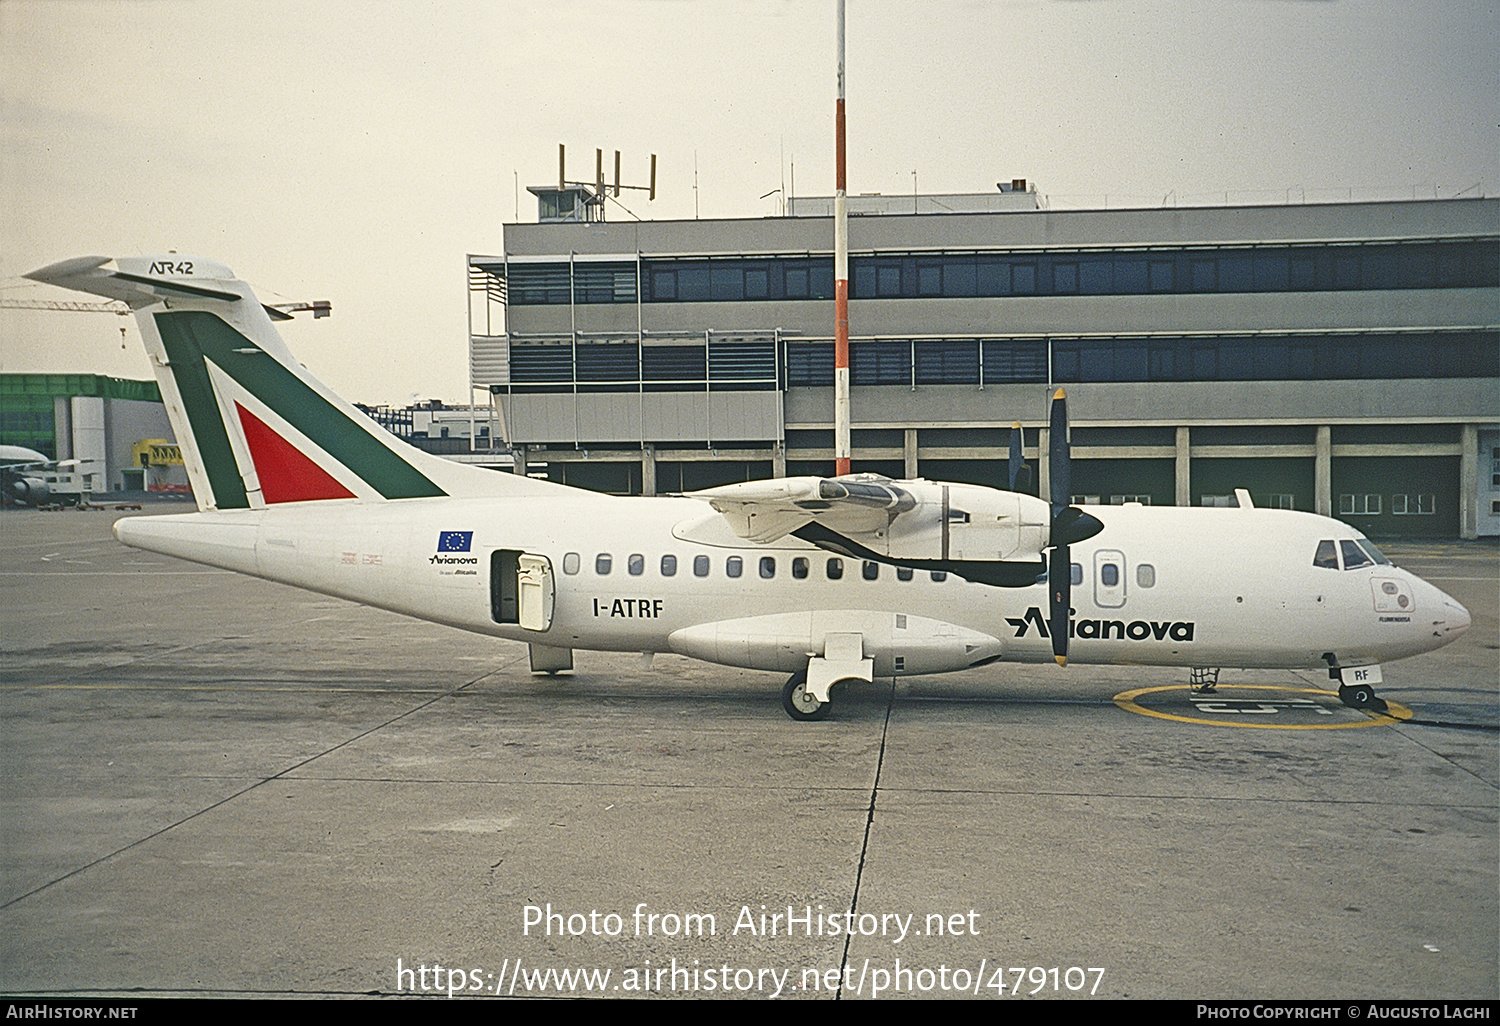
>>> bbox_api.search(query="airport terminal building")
[468,192,1499,538]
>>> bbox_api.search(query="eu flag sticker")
[438,531,473,552]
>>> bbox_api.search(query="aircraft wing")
[689,474,1053,569]
[689,476,915,544]
[7,459,83,472]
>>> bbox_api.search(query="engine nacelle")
[4,476,50,504]
[881,481,1052,562]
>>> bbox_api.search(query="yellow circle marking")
[1113,684,1413,729]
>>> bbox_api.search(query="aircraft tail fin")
[25,256,562,511]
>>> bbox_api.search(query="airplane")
[24,255,1472,720]
[1,444,88,506]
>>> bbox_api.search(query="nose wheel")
[782,671,829,721]
[1338,682,1389,714]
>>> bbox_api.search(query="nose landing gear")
[1337,682,1389,714]
[1328,658,1389,713]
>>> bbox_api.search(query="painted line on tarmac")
[1113,683,1413,729]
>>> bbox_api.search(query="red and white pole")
[833,0,851,477]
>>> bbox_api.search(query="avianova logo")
[1006,606,1195,642]
[432,530,477,566]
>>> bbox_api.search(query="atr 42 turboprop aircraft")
[26,255,1471,720]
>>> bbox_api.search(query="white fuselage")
[114,494,1471,677]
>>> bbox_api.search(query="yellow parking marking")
[1113,684,1413,729]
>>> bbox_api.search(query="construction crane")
[1,298,331,320]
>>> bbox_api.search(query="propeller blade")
[1007,422,1032,494]
[1042,388,1103,665]
[1048,388,1070,508]
[1048,544,1070,665]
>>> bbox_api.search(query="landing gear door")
[517,553,555,632]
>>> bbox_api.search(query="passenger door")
[492,550,556,631]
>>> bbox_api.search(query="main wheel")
[782,671,828,721]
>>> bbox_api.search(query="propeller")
[1045,389,1104,665]
[1007,422,1032,494]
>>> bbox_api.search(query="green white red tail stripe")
[24,255,566,510]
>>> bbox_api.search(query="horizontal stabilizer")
[26,256,244,309]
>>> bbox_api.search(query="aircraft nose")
[1440,594,1471,641]
[1421,579,1471,643]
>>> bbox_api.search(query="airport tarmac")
[1,501,1495,1000]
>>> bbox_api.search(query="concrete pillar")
[53,396,72,460]
[511,445,528,478]
[1315,425,1331,517]
[903,427,918,480]
[1037,424,1050,500]
[772,441,787,479]
[641,444,656,498]
[71,396,106,493]
[1459,423,1478,540]
[1174,426,1191,507]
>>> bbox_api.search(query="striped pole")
[833,0,851,477]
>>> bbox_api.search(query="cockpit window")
[1340,540,1374,571]
[1313,540,1339,569]
[1356,539,1391,566]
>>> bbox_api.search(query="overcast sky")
[3,0,1496,405]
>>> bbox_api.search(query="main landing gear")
[781,634,874,721]
[781,671,828,721]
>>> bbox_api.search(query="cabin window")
[1100,563,1119,587]
[661,554,677,577]
[628,553,645,576]
[897,567,914,581]
[863,561,880,581]
[792,557,809,579]
[1313,540,1339,569]
[826,558,844,580]
[1070,563,1083,586]
[563,552,580,575]
[1340,540,1374,570]
[759,556,776,579]
[726,556,743,578]
[930,570,948,582]
[693,554,710,577]
[595,553,612,575]
[1136,563,1156,588]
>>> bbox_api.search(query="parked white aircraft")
[1,444,87,506]
[26,255,1471,719]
